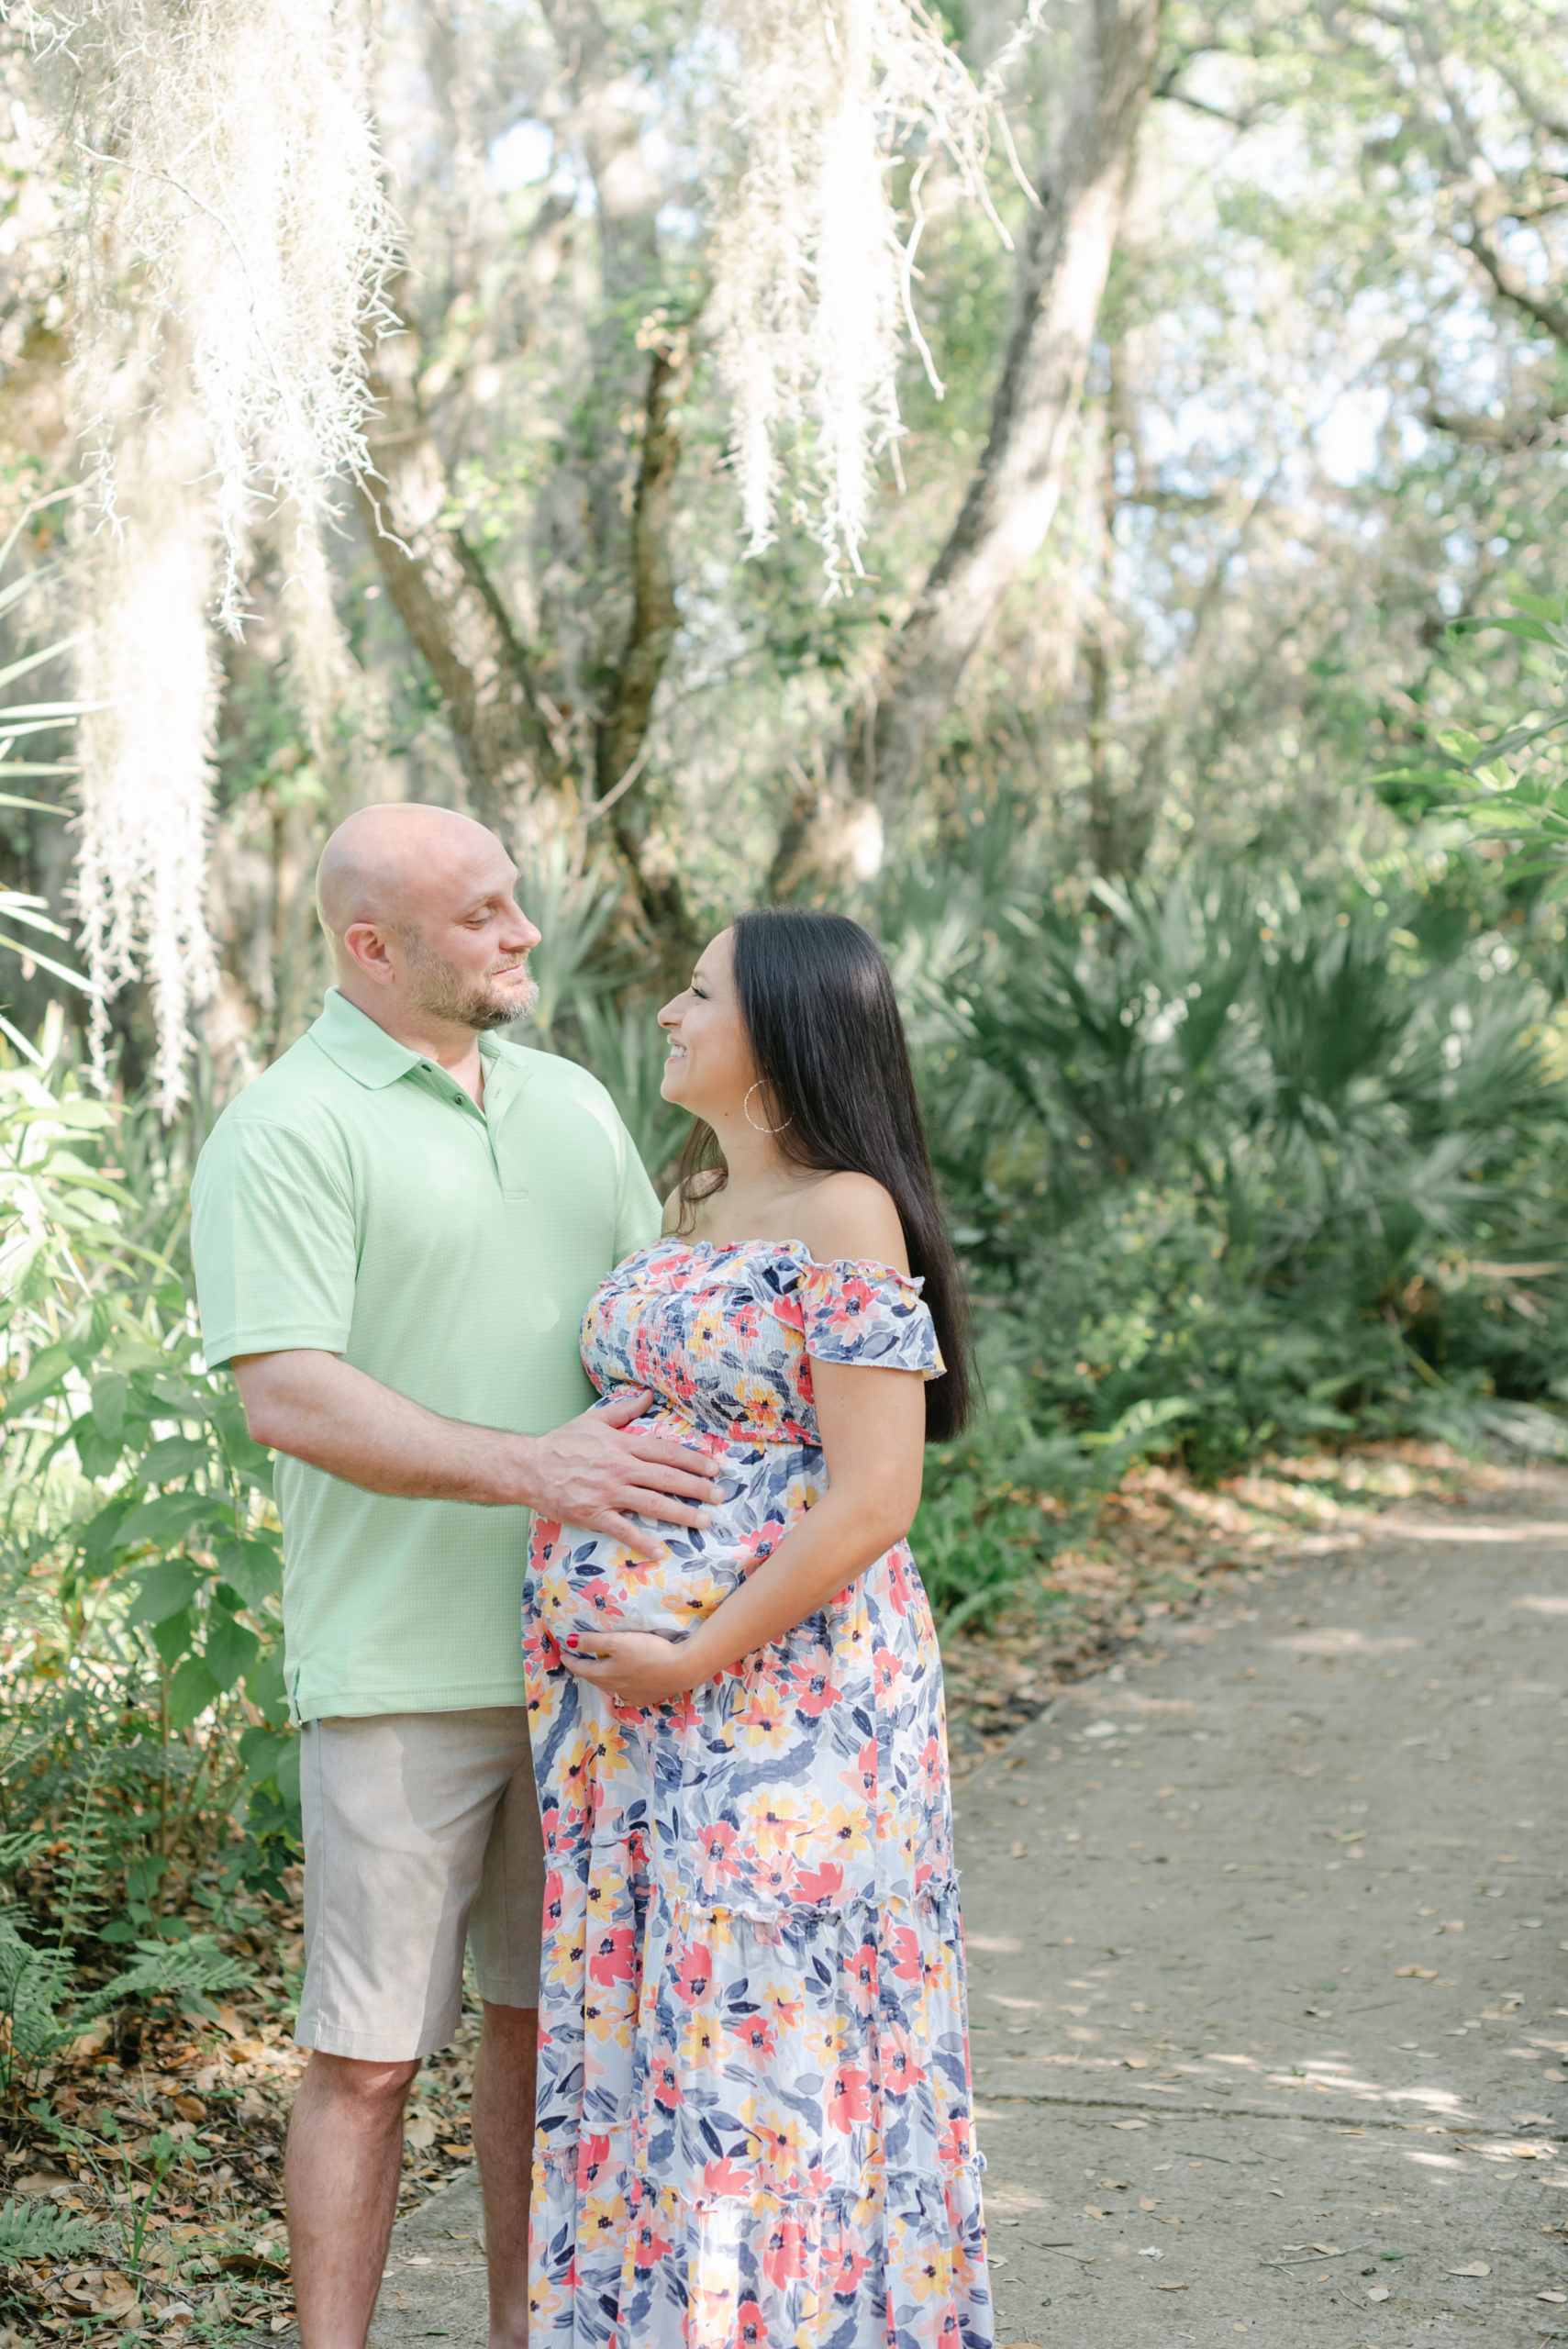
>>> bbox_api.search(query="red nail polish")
[564,1633,579,1647]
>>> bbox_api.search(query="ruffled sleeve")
[776,1256,945,1379]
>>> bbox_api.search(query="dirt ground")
[363,1466,1568,2348]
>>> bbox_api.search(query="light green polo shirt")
[190,987,660,1723]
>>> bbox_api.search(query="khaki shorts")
[295,1707,544,2063]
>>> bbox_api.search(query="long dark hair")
[674,907,972,1441]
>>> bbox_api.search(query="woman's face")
[658,930,757,1120]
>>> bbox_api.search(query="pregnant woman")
[523,907,993,2349]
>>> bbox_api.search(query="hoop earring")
[744,1081,793,1135]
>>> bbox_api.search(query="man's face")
[394,838,541,1031]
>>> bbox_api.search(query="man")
[190,804,717,2349]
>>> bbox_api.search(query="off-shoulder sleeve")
[785,1257,945,1379]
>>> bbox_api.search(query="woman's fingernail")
[564,1633,580,1647]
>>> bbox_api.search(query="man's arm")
[233,1351,718,1559]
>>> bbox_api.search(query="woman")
[522,908,993,2349]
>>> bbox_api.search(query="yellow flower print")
[804,2010,851,2069]
[748,1793,811,1857]
[545,1934,586,1989]
[681,2009,722,2069]
[759,1979,806,2033]
[739,2097,806,2188]
[814,1801,871,1862]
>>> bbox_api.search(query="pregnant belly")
[527,1409,826,1641]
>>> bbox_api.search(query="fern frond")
[0,2197,105,2261]
[0,1917,73,2082]
[82,1932,252,2022]
[0,1828,52,1878]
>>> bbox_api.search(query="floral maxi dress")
[523,1238,994,2349]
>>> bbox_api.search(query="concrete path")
[368,1472,1568,2347]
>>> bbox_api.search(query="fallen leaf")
[1140,2198,1159,2212]
[1448,2262,1490,2277]
[1152,2281,1188,2290]
[404,2113,437,2150]
[1110,2118,1148,2131]
[1538,2291,1568,2306]
[1396,1965,1438,1979]
[1367,2286,1391,2302]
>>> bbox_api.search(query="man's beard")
[402,936,540,1031]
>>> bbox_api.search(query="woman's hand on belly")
[560,1627,705,1707]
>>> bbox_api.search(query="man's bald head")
[316,803,507,943]
[315,803,541,1037]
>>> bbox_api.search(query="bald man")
[191,806,718,2349]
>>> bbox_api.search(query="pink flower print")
[695,1819,741,1892]
[761,2217,808,2290]
[727,2010,778,2065]
[848,1935,879,2015]
[631,2205,673,2272]
[827,2065,871,2132]
[575,2133,612,2192]
[736,2299,767,2348]
[672,1943,714,2006]
[541,1869,565,1936]
[873,1643,904,1698]
[738,1519,785,1573]
[881,2020,921,2099]
[747,1849,796,1902]
[840,1738,878,1803]
[793,1860,844,1907]
[577,1576,627,1625]
[650,2043,683,2110]
[887,1922,922,1984]
[828,1274,876,1330]
[828,2240,872,2298]
[787,1653,839,1716]
[586,1924,638,1988]
[700,2154,754,2199]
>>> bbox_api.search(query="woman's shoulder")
[792,1172,909,1275]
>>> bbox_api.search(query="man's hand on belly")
[233,1353,719,1560]
[517,1390,720,1558]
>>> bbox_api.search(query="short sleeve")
[792,1258,945,1380]
[612,1120,662,1264]
[191,1115,358,1367]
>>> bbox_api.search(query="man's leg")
[472,2000,539,2349]
[291,1712,529,2349]
[286,2050,418,2348]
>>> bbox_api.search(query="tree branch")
[356,303,565,832]
[833,0,1166,829]
[597,324,699,957]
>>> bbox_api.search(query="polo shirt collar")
[307,988,526,1100]
[308,989,426,1089]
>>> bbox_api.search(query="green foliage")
[895,825,1568,1629]
[0,2196,105,2263]
[0,1026,284,2109]
[1377,592,1568,891]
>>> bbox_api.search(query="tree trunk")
[839,0,1164,831]
[356,310,565,837]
